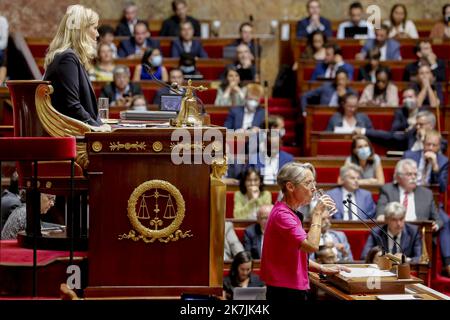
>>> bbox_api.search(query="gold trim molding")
[152,141,163,152]
[92,141,103,153]
[110,141,146,151]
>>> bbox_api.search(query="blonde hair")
[246,83,264,99]
[44,5,99,70]
[277,162,316,194]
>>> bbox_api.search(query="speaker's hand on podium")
[320,264,352,275]
[91,123,112,132]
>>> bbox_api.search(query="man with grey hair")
[326,163,376,220]
[361,201,422,262]
[244,204,273,259]
[100,65,142,107]
[115,2,143,37]
[376,159,442,232]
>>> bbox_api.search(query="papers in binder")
[339,267,396,278]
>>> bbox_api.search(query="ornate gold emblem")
[109,141,146,151]
[152,141,163,152]
[170,142,205,151]
[92,141,103,152]
[211,156,228,179]
[118,180,193,243]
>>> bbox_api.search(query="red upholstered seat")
[340,229,370,260]
[0,137,76,161]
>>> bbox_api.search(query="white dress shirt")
[242,110,255,130]
[379,43,387,61]
[399,186,417,221]
[387,230,402,254]
[262,155,279,185]
[183,41,193,53]
[0,16,8,50]
[324,61,345,79]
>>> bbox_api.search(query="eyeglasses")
[302,180,316,190]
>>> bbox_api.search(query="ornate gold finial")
[170,79,208,127]
[211,156,228,180]
[419,226,429,264]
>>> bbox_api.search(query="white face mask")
[357,146,371,160]
[150,55,163,67]
[246,99,259,112]
[404,98,417,110]
[132,105,147,111]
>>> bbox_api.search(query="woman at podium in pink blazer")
[261,162,350,304]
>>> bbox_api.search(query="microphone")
[345,194,406,264]
[342,200,388,257]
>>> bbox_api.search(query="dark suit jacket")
[326,187,376,220]
[403,60,446,82]
[390,106,428,132]
[100,83,143,104]
[360,224,422,262]
[300,83,357,113]
[1,190,22,231]
[376,183,443,228]
[244,223,263,259]
[224,106,265,130]
[361,39,402,60]
[117,38,161,58]
[160,15,201,37]
[296,16,333,39]
[403,150,449,192]
[43,49,100,126]
[114,19,147,37]
[170,39,208,58]
[326,112,373,131]
[311,62,354,80]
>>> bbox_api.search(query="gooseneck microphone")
[345,194,406,264]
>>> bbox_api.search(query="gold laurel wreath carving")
[109,141,146,151]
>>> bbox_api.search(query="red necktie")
[402,192,409,210]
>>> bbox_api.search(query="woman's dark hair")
[98,25,115,38]
[324,43,342,56]
[390,4,407,28]
[238,167,264,195]
[337,92,358,114]
[443,4,450,22]
[373,66,392,98]
[350,134,375,165]
[140,47,159,67]
[306,30,327,53]
[367,48,381,61]
[365,246,383,263]
[230,251,253,287]
[220,66,241,90]
[333,69,349,88]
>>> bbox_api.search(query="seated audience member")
[327,164,376,220]
[357,24,401,61]
[311,43,354,80]
[391,88,427,132]
[300,30,327,61]
[0,51,6,85]
[359,67,399,107]
[1,193,57,240]
[0,14,8,67]
[115,1,141,37]
[215,66,246,106]
[403,130,448,192]
[314,210,354,262]
[255,116,294,184]
[132,47,168,82]
[171,21,208,58]
[89,43,115,82]
[296,0,332,39]
[118,21,160,59]
[130,95,147,111]
[223,251,265,300]
[1,172,22,232]
[160,0,201,37]
[361,201,422,262]
[100,65,142,108]
[384,4,419,39]
[337,2,375,39]
[365,246,383,264]
[233,167,272,220]
[326,93,373,133]
[376,159,442,231]
[98,25,117,58]
[230,22,262,59]
[153,68,185,105]
[357,48,381,83]
[244,204,273,259]
[224,83,265,131]
[429,4,450,39]
[300,69,356,115]
[409,64,443,107]
[345,135,385,185]
[403,41,446,82]
[224,221,245,261]
[230,44,257,82]
[178,52,202,79]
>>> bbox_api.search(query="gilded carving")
[211,156,228,180]
[170,142,205,151]
[92,141,103,153]
[152,141,163,152]
[118,180,193,243]
[109,141,146,151]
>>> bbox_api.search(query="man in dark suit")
[0,172,22,232]
[311,43,354,80]
[117,21,160,59]
[115,2,143,37]
[359,24,401,61]
[361,201,422,262]
[228,22,262,59]
[170,21,208,58]
[296,0,332,39]
[244,204,273,259]
[100,66,142,108]
[327,164,376,220]
[390,88,428,132]
[403,41,446,83]
[160,0,201,37]
[153,68,185,106]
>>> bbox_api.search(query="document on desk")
[339,267,396,278]
[376,295,422,300]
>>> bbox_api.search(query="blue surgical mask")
[150,55,163,67]
[357,146,371,160]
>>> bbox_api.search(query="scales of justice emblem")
[118,180,193,243]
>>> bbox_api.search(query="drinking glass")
[313,188,338,216]
[98,97,109,121]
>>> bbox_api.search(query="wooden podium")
[84,126,226,298]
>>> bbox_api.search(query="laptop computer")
[344,26,369,38]
[233,287,267,300]
[160,94,183,112]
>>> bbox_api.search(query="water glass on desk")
[98,97,109,121]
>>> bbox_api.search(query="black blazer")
[117,38,161,58]
[160,15,201,37]
[44,49,100,126]
[100,83,143,104]
[115,19,147,37]
[403,60,446,82]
